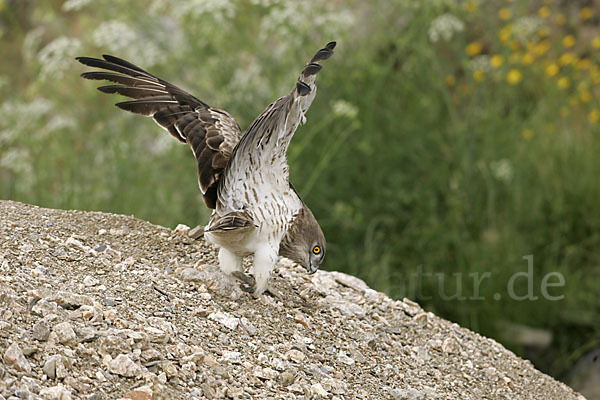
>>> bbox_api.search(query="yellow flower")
[499,8,512,20]
[555,13,566,25]
[466,41,483,56]
[576,58,591,70]
[465,1,477,13]
[458,84,472,96]
[589,109,600,123]
[522,53,535,65]
[510,39,521,51]
[562,35,576,48]
[506,69,522,84]
[521,129,533,141]
[592,68,600,84]
[580,7,593,20]
[538,26,550,38]
[545,63,559,77]
[538,6,551,18]
[490,55,504,68]
[580,90,591,103]
[445,75,456,87]
[557,76,570,89]
[499,25,512,43]
[592,36,600,49]
[533,40,550,56]
[559,52,576,66]
[473,70,486,82]
[525,41,536,52]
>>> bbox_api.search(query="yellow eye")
[312,246,321,255]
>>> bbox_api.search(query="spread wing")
[76,55,242,209]
[217,41,336,211]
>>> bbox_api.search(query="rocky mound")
[0,200,584,399]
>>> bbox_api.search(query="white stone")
[221,351,242,364]
[208,312,239,330]
[174,224,190,233]
[43,355,70,379]
[83,275,99,287]
[4,343,31,373]
[311,383,329,397]
[255,367,278,380]
[53,322,77,345]
[39,384,72,399]
[285,349,305,363]
[108,354,141,377]
[336,350,355,366]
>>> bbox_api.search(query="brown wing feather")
[77,55,242,209]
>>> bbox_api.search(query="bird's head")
[280,204,326,274]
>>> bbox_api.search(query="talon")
[241,283,256,293]
[231,271,256,293]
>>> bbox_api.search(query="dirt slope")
[0,200,584,399]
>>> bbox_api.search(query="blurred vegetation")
[2,0,600,382]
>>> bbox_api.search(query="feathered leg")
[218,247,259,292]
[252,246,278,297]
[218,247,243,274]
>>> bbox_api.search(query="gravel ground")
[0,200,585,400]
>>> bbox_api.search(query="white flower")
[513,17,543,41]
[47,115,77,133]
[332,100,358,119]
[147,132,176,156]
[469,55,491,72]
[37,36,82,79]
[0,129,17,145]
[228,55,269,103]
[249,0,282,6]
[1,98,53,126]
[260,2,353,48]
[172,0,236,23]
[92,20,137,51]
[92,21,161,66]
[0,99,54,140]
[428,14,464,43]
[22,27,45,62]
[62,0,93,12]
[490,159,514,183]
[0,148,33,180]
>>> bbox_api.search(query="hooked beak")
[307,261,319,275]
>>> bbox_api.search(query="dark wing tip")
[76,56,99,66]
[325,41,337,50]
[114,101,132,111]
[303,62,322,76]
[310,46,335,63]
[101,54,148,74]
[97,85,114,94]
[296,81,311,96]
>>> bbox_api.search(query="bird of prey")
[77,41,335,296]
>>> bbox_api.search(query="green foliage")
[1,0,599,378]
